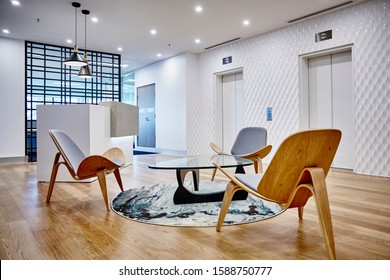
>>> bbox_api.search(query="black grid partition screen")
[25,41,121,162]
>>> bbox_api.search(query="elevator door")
[308,51,354,169]
[221,72,244,152]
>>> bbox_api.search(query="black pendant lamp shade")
[66,47,85,66]
[78,9,93,78]
[65,2,87,66]
[78,63,93,78]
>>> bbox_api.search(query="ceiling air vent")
[205,38,240,50]
[288,1,353,23]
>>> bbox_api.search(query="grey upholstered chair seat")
[235,173,263,191]
[210,127,272,180]
[109,157,125,166]
[49,130,86,174]
[230,127,267,155]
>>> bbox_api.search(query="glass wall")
[121,72,135,105]
[25,41,121,162]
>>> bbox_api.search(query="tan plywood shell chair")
[46,129,125,211]
[214,129,342,259]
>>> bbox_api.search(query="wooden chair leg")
[114,168,124,192]
[216,182,242,231]
[97,170,110,211]
[253,160,258,173]
[211,168,217,181]
[309,168,336,260]
[257,158,263,173]
[298,207,304,219]
[250,157,262,174]
[46,152,61,203]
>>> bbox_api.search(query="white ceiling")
[0,0,368,73]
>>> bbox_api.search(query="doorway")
[137,84,156,148]
[215,70,244,152]
[300,47,354,169]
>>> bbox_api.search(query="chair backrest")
[48,130,86,175]
[258,129,341,203]
[230,127,267,155]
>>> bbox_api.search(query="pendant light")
[65,2,87,66]
[78,9,93,78]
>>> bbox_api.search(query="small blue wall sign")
[266,107,272,121]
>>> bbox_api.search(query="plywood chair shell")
[76,155,122,179]
[257,129,341,204]
[214,129,341,260]
[103,147,125,165]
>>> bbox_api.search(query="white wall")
[0,37,25,160]
[135,53,187,153]
[187,0,390,177]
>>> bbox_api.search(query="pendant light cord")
[84,13,87,51]
[82,10,90,61]
[74,6,78,46]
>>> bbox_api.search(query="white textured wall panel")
[188,0,389,177]
[186,53,200,153]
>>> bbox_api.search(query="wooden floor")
[0,154,389,260]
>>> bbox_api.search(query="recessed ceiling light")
[195,6,203,13]
[150,29,157,35]
[2,29,10,34]
[11,1,20,6]
[66,39,72,44]
[91,17,98,23]
[243,19,250,26]
[195,38,201,44]
[157,53,162,57]
[117,47,123,51]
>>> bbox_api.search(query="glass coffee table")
[148,155,253,204]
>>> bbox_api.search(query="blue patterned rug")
[111,181,284,227]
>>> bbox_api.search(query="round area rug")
[111,181,284,227]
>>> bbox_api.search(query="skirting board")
[37,178,95,183]
[0,156,28,165]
